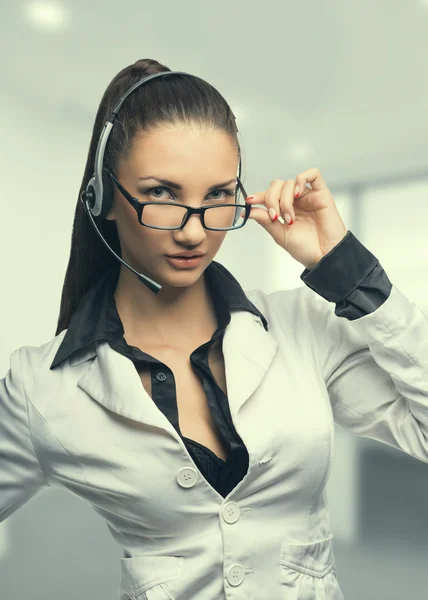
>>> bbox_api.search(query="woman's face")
[106,123,239,290]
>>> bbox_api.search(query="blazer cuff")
[300,230,381,303]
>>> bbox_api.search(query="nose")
[173,211,207,244]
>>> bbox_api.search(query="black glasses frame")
[107,170,251,231]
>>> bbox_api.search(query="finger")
[265,179,290,223]
[278,180,297,224]
[296,167,327,193]
[245,193,267,205]
[294,175,307,199]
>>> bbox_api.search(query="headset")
[80,70,244,294]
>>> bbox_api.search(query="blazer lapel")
[222,312,278,416]
[76,311,278,430]
[77,343,171,431]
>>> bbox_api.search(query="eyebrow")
[137,176,236,192]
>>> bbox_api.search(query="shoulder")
[10,329,96,421]
[18,330,68,372]
[14,330,71,405]
[245,283,334,332]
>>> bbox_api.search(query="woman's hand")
[243,168,348,269]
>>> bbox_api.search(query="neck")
[113,265,218,345]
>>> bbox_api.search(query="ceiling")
[1,0,428,191]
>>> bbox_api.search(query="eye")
[141,186,172,200]
[208,189,236,202]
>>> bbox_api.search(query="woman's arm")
[302,233,428,461]
[0,348,49,522]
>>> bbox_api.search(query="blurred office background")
[1,0,428,598]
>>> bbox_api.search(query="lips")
[165,255,204,269]
[166,254,205,258]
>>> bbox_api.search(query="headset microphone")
[80,187,162,293]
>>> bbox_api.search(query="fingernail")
[295,186,300,198]
[269,208,278,221]
[246,196,254,201]
[283,213,292,225]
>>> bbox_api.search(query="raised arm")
[302,233,428,461]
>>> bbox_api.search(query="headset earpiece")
[82,185,96,210]
[82,172,114,221]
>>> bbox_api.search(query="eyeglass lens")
[141,203,246,230]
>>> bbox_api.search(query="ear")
[105,187,117,221]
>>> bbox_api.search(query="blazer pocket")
[280,535,344,600]
[120,555,183,600]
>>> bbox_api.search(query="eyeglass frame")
[107,170,252,231]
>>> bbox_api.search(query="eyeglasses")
[107,171,251,231]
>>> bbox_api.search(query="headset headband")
[87,70,240,217]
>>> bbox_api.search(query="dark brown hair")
[54,58,240,336]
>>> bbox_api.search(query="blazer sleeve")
[301,232,428,461]
[0,347,49,522]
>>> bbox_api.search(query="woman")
[1,58,427,600]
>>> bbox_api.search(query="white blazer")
[1,281,428,599]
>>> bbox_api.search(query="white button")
[227,564,245,586]
[222,502,240,524]
[176,467,198,488]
